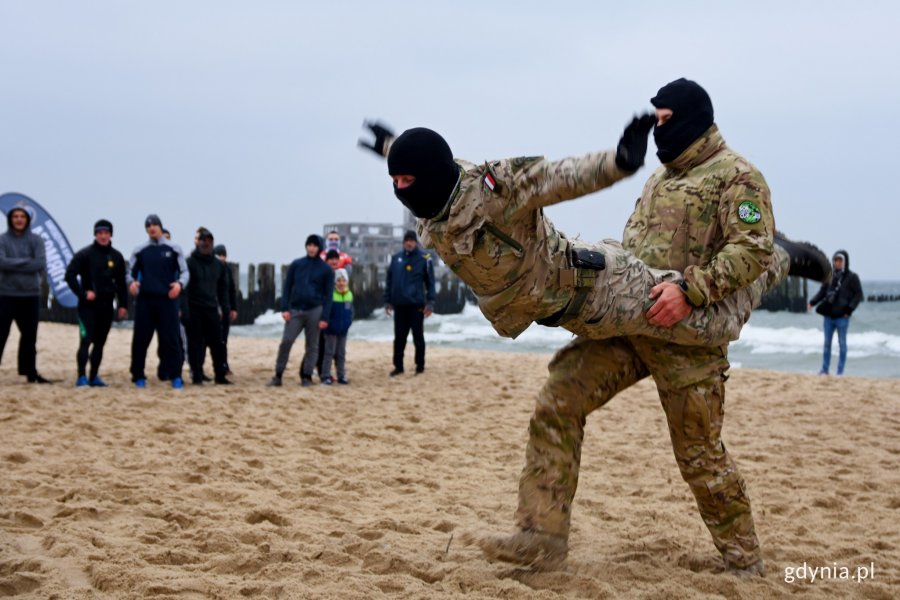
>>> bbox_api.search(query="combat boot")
[476,529,568,569]
[774,232,831,283]
[726,558,766,579]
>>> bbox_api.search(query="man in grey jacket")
[0,206,50,383]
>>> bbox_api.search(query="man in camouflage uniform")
[479,79,811,576]
[359,118,802,350]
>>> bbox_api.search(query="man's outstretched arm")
[519,114,655,211]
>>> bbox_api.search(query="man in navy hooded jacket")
[267,234,333,387]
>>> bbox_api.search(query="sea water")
[233,281,900,379]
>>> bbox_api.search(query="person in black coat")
[808,250,863,376]
[384,230,436,376]
[184,228,231,385]
[64,219,128,386]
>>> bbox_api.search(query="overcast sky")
[1,1,898,280]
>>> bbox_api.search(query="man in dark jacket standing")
[64,219,128,386]
[0,206,49,383]
[128,214,190,389]
[184,228,231,385]
[808,250,863,376]
[385,230,436,376]
[267,234,333,387]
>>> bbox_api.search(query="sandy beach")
[1,322,898,599]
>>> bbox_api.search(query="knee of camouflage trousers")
[659,378,762,570]
[515,338,648,539]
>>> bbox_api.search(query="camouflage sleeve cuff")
[679,280,707,308]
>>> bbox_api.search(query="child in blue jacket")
[321,268,353,384]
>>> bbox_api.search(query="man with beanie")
[360,89,828,574]
[64,219,128,386]
[384,230,435,376]
[472,79,782,576]
[127,214,189,389]
[184,227,231,385]
[0,205,50,383]
[267,234,333,387]
[213,244,238,376]
[809,250,863,376]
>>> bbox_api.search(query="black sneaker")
[321,375,334,385]
[337,377,349,385]
[415,367,425,375]
[215,377,233,385]
[389,368,404,377]
[775,232,832,283]
[301,377,314,387]
[27,373,52,384]
[266,376,283,387]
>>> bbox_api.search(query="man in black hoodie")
[0,206,49,383]
[64,219,128,386]
[184,227,231,385]
[808,250,863,376]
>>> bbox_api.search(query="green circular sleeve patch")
[738,201,762,224]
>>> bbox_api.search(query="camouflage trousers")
[515,336,762,569]
[559,241,790,347]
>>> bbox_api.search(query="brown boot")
[476,529,568,569]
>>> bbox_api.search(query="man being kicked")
[65,219,128,386]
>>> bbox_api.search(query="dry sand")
[1,322,898,599]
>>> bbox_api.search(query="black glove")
[358,120,395,157]
[615,113,655,173]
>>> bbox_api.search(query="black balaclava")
[7,207,32,232]
[387,128,459,219]
[650,78,714,164]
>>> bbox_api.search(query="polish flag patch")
[483,172,497,191]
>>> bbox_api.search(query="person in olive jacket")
[808,249,863,376]
[65,219,128,386]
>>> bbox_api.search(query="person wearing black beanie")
[650,78,714,163]
[266,233,334,387]
[64,218,128,386]
[358,112,826,574]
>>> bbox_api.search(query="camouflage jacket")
[418,151,628,338]
[622,126,774,307]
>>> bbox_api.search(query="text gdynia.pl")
[784,562,875,584]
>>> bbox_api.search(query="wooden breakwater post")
[758,275,809,312]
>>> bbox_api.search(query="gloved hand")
[615,113,655,173]
[358,120,395,157]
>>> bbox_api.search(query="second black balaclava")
[650,78,714,164]
[387,128,459,219]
